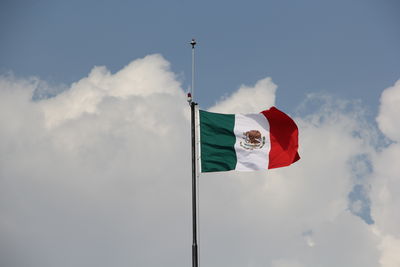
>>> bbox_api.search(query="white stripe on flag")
[233,113,271,171]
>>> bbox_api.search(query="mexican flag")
[199,106,300,172]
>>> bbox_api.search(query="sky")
[1,0,400,267]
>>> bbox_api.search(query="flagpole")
[188,38,199,267]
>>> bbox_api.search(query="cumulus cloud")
[0,55,191,267]
[41,54,181,128]
[376,232,400,267]
[0,54,399,267]
[208,77,276,114]
[376,80,400,142]
[370,79,400,267]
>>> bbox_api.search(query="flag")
[199,106,300,172]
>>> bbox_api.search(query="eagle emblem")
[240,130,266,150]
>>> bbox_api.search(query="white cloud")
[370,80,400,267]
[377,233,400,267]
[0,54,399,267]
[376,80,400,142]
[208,77,276,114]
[0,56,191,267]
[42,54,181,128]
[271,259,305,267]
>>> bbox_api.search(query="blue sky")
[1,0,399,112]
[1,1,400,266]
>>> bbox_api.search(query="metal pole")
[191,39,196,100]
[191,101,198,267]
[189,38,198,267]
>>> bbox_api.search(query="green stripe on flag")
[199,110,237,172]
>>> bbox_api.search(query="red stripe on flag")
[261,107,300,169]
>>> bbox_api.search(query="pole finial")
[190,38,197,49]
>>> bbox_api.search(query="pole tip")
[190,39,197,48]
